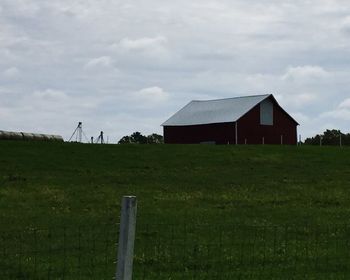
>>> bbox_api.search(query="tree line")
[118,132,163,144]
[304,129,350,146]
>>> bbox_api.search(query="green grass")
[0,141,350,279]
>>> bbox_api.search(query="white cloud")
[85,56,113,69]
[320,108,350,121]
[133,87,169,104]
[339,98,350,109]
[282,66,329,81]
[0,106,10,119]
[295,93,317,103]
[33,89,68,101]
[2,0,40,18]
[3,67,20,78]
[119,36,167,52]
[290,112,310,123]
[341,16,350,33]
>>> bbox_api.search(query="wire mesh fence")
[0,224,119,279]
[133,223,350,279]
[1,223,350,279]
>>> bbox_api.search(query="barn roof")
[162,94,277,126]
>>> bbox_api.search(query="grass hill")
[0,141,350,279]
[1,141,349,228]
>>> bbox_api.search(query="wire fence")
[1,223,350,279]
[0,224,119,279]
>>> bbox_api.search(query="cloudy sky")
[1,0,350,142]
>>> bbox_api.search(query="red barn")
[162,94,299,145]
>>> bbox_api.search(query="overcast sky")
[1,0,350,142]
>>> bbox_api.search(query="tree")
[118,132,163,144]
[147,133,164,144]
[304,129,350,146]
[118,135,132,144]
[130,132,147,144]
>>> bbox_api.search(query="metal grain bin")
[0,131,9,140]
[8,131,23,140]
[21,132,35,141]
[0,130,64,142]
[31,133,45,141]
[50,134,64,142]
[40,134,51,141]
[0,130,22,140]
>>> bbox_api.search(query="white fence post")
[116,196,137,280]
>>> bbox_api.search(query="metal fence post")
[116,196,137,280]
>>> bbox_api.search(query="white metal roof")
[162,94,271,126]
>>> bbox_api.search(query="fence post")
[116,196,137,280]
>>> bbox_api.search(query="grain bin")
[21,132,35,140]
[50,135,64,142]
[0,130,64,142]
[8,131,23,140]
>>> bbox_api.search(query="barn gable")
[260,99,273,125]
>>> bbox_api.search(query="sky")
[1,0,350,142]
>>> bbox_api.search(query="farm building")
[0,130,63,142]
[162,94,299,145]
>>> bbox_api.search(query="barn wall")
[237,100,297,145]
[164,122,236,144]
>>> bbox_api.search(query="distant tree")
[130,131,148,144]
[118,135,132,144]
[118,132,163,144]
[147,133,164,144]
[304,129,350,146]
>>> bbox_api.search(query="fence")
[0,224,119,279]
[134,223,350,279]
[1,201,350,279]
[0,195,137,280]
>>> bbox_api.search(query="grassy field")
[0,141,350,279]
